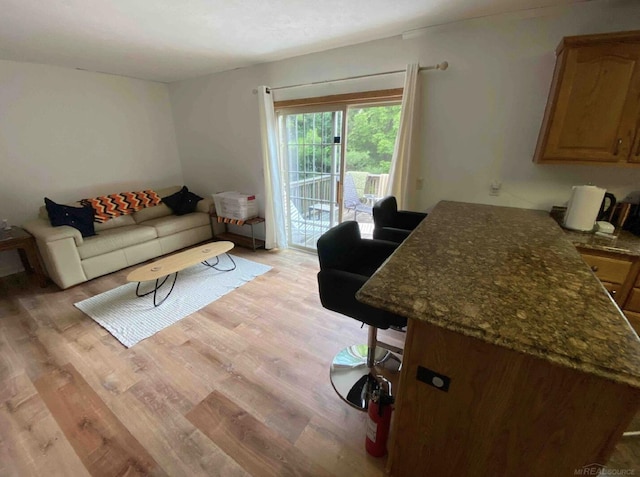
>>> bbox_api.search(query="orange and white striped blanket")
[81,190,161,223]
[216,216,246,227]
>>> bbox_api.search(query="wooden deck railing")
[288,174,334,215]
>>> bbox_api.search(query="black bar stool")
[317,221,406,410]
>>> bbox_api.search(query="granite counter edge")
[356,289,640,390]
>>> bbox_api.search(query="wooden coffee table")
[126,241,235,306]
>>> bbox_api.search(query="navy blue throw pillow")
[162,186,203,216]
[44,198,96,238]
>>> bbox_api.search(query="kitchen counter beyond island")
[549,205,640,256]
[564,228,640,256]
[356,200,640,389]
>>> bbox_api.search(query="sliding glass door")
[277,106,346,251]
[275,91,402,251]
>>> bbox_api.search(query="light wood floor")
[1,247,639,476]
[0,248,401,477]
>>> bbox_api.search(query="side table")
[0,227,47,287]
[209,213,266,251]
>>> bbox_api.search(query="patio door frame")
[276,104,348,251]
[274,88,403,252]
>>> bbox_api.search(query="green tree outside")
[346,104,401,174]
[284,104,401,177]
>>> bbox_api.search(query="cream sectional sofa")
[23,186,213,289]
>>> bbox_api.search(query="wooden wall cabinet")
[534,30,640,165]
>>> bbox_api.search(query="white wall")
[0,60,183,276]
[169,0,640,225]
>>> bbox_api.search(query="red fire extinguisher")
[365,382,394,457]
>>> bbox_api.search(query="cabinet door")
[624,288,640,313]
[577,248,638,305]
[623,309,640,335]
[629,125,640,164]
[539,43,640,164]
[601,281,622,302]
[579,251,632,284]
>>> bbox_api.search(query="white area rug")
[74,254,271,347]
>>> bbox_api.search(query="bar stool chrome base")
[330,344,401,411]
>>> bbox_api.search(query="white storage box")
[212,191,259,220]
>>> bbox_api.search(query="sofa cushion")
[94,214,137,232]
[44,198,96,238]
[140,213,209,238]
[132,203,173,224]
[77,225,158,259]
[162,186,203,216]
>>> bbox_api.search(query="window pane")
[345,104,401,175]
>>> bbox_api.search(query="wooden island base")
[388,320,640,476]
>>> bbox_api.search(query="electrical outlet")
[416,178,424,190]
[489,180,502,196]
[416,365,450,392]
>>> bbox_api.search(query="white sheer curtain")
[258,86,287,250]
[387,63,421,210]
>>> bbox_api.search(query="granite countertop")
[550,206,640,256]
[356,200,640,389]
[564,229,640,256]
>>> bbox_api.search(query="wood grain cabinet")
[578,247,640,334]
[534,30,640,165]
[578,248,635,304]
[622,272,640,333]
[387,319,639,476]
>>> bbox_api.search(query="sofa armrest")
[196,197,214,214]
[22,218,84,247]
[23,218,86,288]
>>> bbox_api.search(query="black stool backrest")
[317,221,361,271]
[373,196,398,228]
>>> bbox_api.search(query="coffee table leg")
[136,275,170,297]
[135,272,178,307]
[202,253,237,272]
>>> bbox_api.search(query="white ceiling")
[0,0,584,83]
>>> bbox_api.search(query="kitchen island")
[356,201,640,476]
